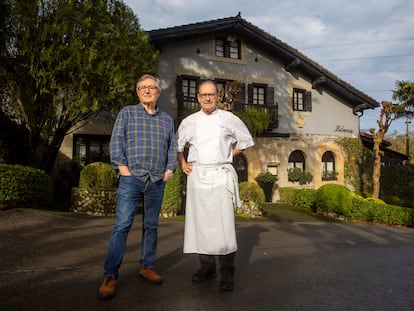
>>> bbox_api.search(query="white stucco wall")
[156,36,359,139]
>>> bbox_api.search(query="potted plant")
[255,172,278,202]
[288,167,313,185]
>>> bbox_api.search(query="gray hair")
[136,74,160,90]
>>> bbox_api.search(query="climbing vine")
[337,137,373,196]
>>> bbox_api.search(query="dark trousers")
[198,252,236,274]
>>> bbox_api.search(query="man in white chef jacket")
[176,80,254,291]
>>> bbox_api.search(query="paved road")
[0,206,413,311]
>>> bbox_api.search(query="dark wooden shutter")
[247,84,253,104]
[176,76,183,97]
[267,86,275,105]
[266,86,278,128]
[236,83,245,106]
[305,91,312,112]
[176,76,183,115]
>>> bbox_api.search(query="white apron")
[183,163,240,255]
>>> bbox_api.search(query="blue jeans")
[103,176,165,279]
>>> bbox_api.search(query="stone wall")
[71,187,263,218]
[236,200,263,218]
[71,188,117,216]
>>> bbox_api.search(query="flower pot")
[259,182,274,202]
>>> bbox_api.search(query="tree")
[0,0,158,173]
[370,80,414,198]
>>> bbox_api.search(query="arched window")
[322,151,337,180]
[233,153,248,182]
[288,150,305,170]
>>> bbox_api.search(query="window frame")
[252,84,266,105]
[321,151,337,181]
[293,88,312,112]
[288,150,306,170]
[73,134,111,168]
[215,36,241,59]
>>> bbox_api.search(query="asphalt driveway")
[0,205,413,311]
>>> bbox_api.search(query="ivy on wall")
[337,137,373,196]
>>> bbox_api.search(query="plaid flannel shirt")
[110,103,176,182]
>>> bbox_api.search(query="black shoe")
[192,269,216,283]
[219,280,234,291]
[219,269,234,291]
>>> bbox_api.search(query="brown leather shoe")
[98,275,117,299]
[139,267,163,284]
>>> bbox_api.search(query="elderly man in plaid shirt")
[98,74,176,300]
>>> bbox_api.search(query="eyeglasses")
[138,85,158,91]
[199,93,217,99]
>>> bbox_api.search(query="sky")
[124,0,414,135]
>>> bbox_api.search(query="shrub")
[279,187,295,204]
[314,184,352,215]
[293,188,316,209]
[383,195,401,206]
[350,194,414,226]
[161,167,184,217]
[0,163,53,206]
[402,199,414,209]
[78,162,118,189]
[349,193,369,220]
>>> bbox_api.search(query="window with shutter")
[293,88,312,112]
[248,84,266,105]
[247,84,278,129]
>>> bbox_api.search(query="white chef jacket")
[176,109,254,255]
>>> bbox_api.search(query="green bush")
[278,187,295,204]
[79,162,118,189]
[314,184,352,215]
[293,188,316,209]
[239,181,265,212]
[402,199,414,209]
[383,195,401,206]
[350,194,414,226]
[0,163,53,206]
[161,167,184,217]
[349,194,369,220]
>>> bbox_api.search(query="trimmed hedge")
[0,163,53,206]
[314,184,352,215]
[292,188,316,209]
[79,162,118,189]
[279,187,295,204]
[350,194,414,226]
[287,184,414,227]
